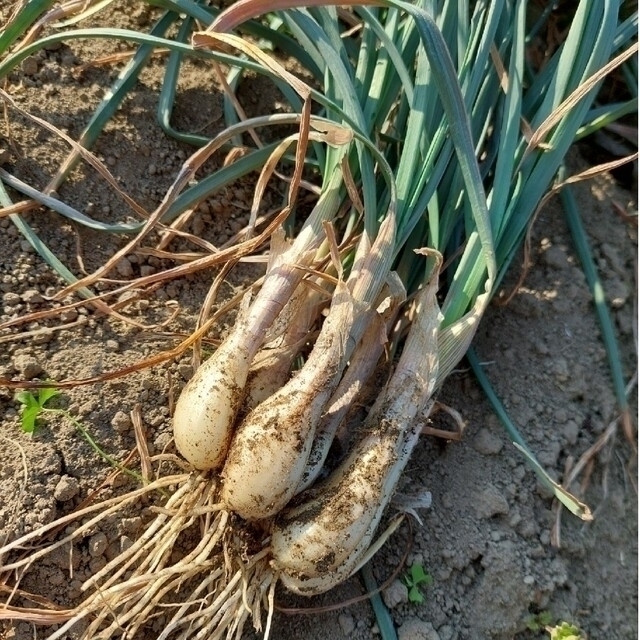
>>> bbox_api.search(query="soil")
[0,5,637,640]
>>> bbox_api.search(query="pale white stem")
[220,217,396,520]
[220,283,362,520]
[297,273,405,492]
[271,257,441,594]
[243,282,322,411]
[173,173,344,470]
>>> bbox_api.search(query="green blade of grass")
[157,12,212,147]
[0,0,56,54]
[467,348,593,521]
[559,176,631,422]
[0,169,142,233]
[490,0,526,241]
[51,11,180,189]
[0,177,96,298]
[495,0,621,279]
[576,99,639,140]
[361,563,397,640]
[284,8,379,233]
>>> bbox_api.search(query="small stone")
[338,613,355,636]
[472,427,504,455]
[474,484,509,519]
[12,353,43,379]
[398,618,440,640]
[21,56,39,76]
[33,330,54,345]
[105,339,119,352]
[3,291,20,305]
[543,245,568,270]
[561,420,579,445]
[139,265,155,277]
[111,410,132,433]
[143,409,162,428]
[60,307,78,322]
[54,475,80,502]
[154,431,172,452]
[148,164,157,176]
[116,258,134,278]
[21,289,43,304]
[382,579,409,608]
[88,532,108,557]
[121,517,142,534]
[178,363,194,380]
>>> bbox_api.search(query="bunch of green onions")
[0,0,636,638]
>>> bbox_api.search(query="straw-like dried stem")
[0,473,277,640]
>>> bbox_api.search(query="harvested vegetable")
[272,253,441,594]
[0,1,635,639]
[221,216,395,519]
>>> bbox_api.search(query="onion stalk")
[272,254,441,594]
[173,163,348,470]
[221,215,396,519]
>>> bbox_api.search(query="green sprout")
[15,386,60,434]
[525,611,584,639]
[402,563,433,604]
[15,385,142,482]
[548,621,585,640]
[526,610,553,632]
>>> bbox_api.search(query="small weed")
[526,611,553,632]
[15,385,142,483]
[15,386,60,434]
[525,611,584,639]
[547,621,585,640]
[402,563,433,604]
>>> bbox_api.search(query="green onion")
[0,1,635,638]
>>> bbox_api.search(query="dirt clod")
[474,485,510,519]
[382,578,409,609]
[53,475,80,502]
[88,532,108,557]
[397,618,441,640]
[12,353,43,379]
[471,427,504,455]
[111,410,132,433]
